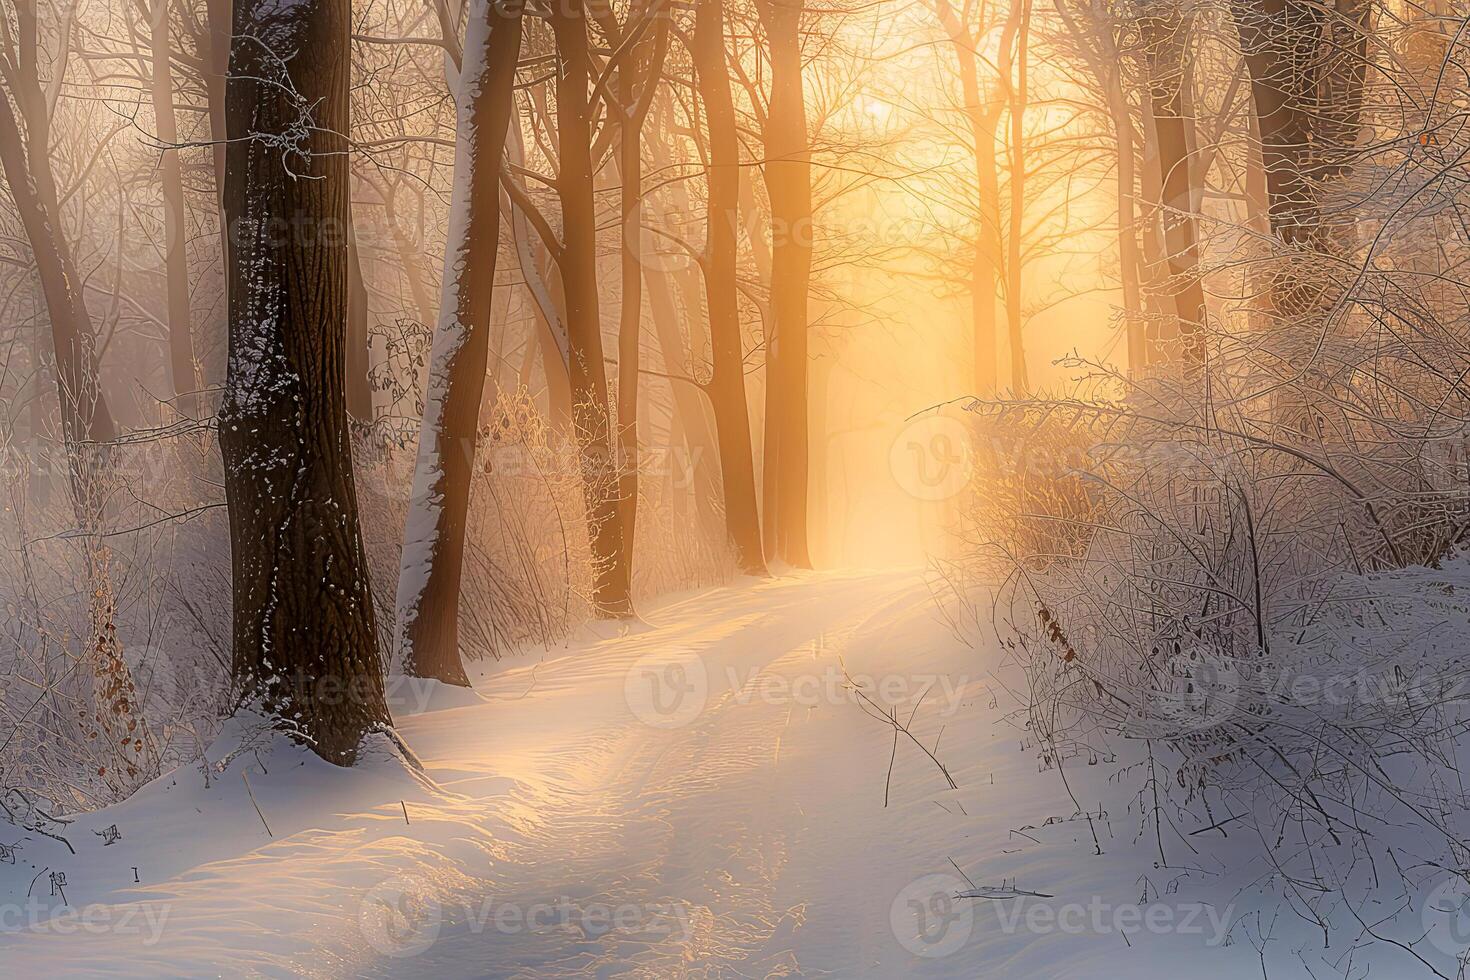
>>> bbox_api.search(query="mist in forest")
[6,0,1470,976]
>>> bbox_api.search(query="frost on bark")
[219,0,390,764]
[395,0,524,687]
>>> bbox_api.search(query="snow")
[393,0,499,656]
[0,569,1458,976]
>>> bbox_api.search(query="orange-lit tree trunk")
[1001,0,1032,393]
[696,0,767,574]
[604,0,669,603]
[551,0,634,614]
[755,0,813,568]
[931,0,1002,395]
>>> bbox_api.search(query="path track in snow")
[0,569,1256,978]
[387,569,943,977]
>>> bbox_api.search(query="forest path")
[0,569,1254,977]
[383,567,974,977]
[363,567,1247,978]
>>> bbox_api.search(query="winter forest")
[4,0,1470,973]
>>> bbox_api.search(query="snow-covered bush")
[959,212,1470,957]
[0,429,230,814]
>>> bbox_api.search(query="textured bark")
[395,0,524,687]
[1229,0,1371,253]
[552,0,634,615]
[755,0,813,568]
[345,219,374,422]
[219,0,389,763]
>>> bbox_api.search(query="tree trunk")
[611,0,667,604]
[150,0,201,420]
[552,0,634,615]
[0,49,115,502]
[755,0,813,568]
[345,217,374,422]
[696,0,767,574]
[395,0,524,686]
[615,96,643,604]
[932,0,1001,395]
[644,260,723,538]
[1003,0,1032,393]
[220,0,389,762]
[1140,0,1206,361]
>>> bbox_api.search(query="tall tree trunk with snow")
[695,0,766,574]
[150,0,201,420]
[755,0,813,568]
[395,0,524,686]
[552,0,634,615]
[1229,0,1371,432]
[219,0,389,762]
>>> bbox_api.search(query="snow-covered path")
[0,570,1258,978]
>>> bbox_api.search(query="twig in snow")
[241,771,272,837]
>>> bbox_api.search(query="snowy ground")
[0,569,1456,977]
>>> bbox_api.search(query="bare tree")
[396,0,525,686]
[0,0,117,485]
